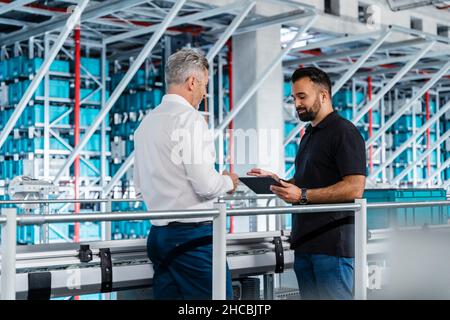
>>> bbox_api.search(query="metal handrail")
[0,198,143,205]
[366,201,450,209]
[15,209,219,226]
[2,198,450,300]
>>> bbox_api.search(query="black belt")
[166,221,212,227]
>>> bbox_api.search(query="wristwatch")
[299,188,308,205]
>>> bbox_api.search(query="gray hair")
[165,48,209,87]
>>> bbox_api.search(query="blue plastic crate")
[338,108,353,121]
[393,132,412,146]
[0,60,7,81]
[79,107,109,127]
[285,143,297,158]
[79,159,110,177]
[397,149,413,164]
[150,89,162,106]
[393,115,423,132]
[79,222,101,241]
[333,90,364,107]
[132,70,146,88]
[393,166,413,182]
[25,58,70,74]
[10,80,70,103]
[283,82,291,98]
[76,133,110,152]
[284,122,296,137]
[80,57,108,77]
[20,105,70,127]
[7,56,26,79]
[365,110,381,126]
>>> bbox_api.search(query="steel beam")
[369,99,450,179]
[366,59,450,148]
[351,41,436,126]
[210,9,312,36]
[0,0,90,151]
[104,0,247,44]
[392,129,450,185]
[53,0,186,184]
[324,50,450,74]
[390,24,450,45]
[284,38,427,67]
[205,0,255,62]
[214,13,317,139]
[288,31,382,55]
[0,17,34,27]
[0,0,36,15]
[333,30,392,94]
[0,0,148,46]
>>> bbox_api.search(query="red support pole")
[425,91,431,177]
[368,76,373,174]
[227,39,234,234]
[74,26,80,243]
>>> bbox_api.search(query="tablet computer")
[239,176,282,194]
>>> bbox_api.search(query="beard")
[296,96,321,122]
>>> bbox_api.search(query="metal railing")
[2,197,450,300]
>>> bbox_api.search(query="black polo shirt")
[291,111,366,258]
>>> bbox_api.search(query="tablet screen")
[239,177,281,194]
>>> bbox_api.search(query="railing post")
[213,201,227,300]
[1,207,17,300]
[354,198,367,300]
[102,199,112,241]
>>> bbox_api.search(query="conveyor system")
[1,231,293,299]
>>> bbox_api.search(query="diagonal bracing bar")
[333,29,392,94]
[420,157,450,188]
[0,0,90,151]
[365,59,450,149]
[351,41,436,126]
[369,99,450,179]
[53,0,187,185]
[392,129,450,185]
[419,146,450,188]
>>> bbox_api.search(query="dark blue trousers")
[294,252,354,300]
[147,224,233,300]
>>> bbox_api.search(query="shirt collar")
[162,94,194,109]
[305,111,339,133]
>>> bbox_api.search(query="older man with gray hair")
[134,48,238,300]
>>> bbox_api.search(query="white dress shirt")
[133,94,233,226]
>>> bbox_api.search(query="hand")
[247,168,280,181]
[270,179,301,204]
[223,170,239,194]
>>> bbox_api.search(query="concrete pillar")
[231,16,284,232]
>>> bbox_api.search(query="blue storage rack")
[333,90,364,107]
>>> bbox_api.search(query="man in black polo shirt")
[248,67,366,300]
